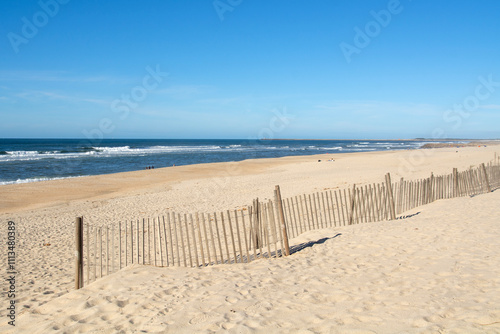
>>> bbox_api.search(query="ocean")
[0,138,454,185]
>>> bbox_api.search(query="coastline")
[2,144,500,215]
[262,138,500,142]
[4,138,497,188]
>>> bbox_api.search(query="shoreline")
[2,138,499,190]
[0,138,424,188]
[2,144,499,215]
[262,138,500,142]
[0,149,372,215]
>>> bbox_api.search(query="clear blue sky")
[1,0,499,139]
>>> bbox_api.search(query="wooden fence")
[75,158,500,288]
[75,189,291,288]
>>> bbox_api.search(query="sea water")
[0,138,443,185]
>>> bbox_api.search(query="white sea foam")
[0,142,424,164]
[0,176,81,186]
[319,146,343,150]
[92,145,223,154]
[0,145,231,162]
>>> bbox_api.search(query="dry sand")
[420,140,500,149]
[1,145,499,333]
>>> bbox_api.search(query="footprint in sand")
[221,322,237,330]
[245,302,272,314]
[189,313,219,325]
[115,299,129,308]
[69,314,86,323]
[225,296,239,303]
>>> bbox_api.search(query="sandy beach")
[1,145,500,333]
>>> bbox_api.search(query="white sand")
[1,145,499,333]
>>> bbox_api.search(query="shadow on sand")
[289,233,342,255]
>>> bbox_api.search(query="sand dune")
[4,190,500,333]
[1,145,499,333]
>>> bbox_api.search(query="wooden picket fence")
[75,157,500,289]
[74,188,291,289]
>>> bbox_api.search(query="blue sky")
[1,0,499,139]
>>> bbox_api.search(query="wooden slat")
[188,214,199,267]
[86,222,89,285]
[203,213,215,265]
[183,214,193,267]
[94,226,98,281]
[213,212,224,264]
[172,213,181,266]
[147,218,151,265]
[195,213,205,266]
[219,212,231,264]
[227,210,238,264]
[130,221,134,264]
[119,222,122,270]
[160,217,166,267]
[313,193,320,229]
[248,206,257,260]
[298,195,306,233]
[112,225,115,273]
[268,200,279,258]
[137,220,140,264]
[343,189,349,225]
[284,198,295,238]
[263,203,272,258]
[233,210,244,263]
[167,213,175,267]
[178,213,187,267]
[99,227,103,278]
[142,219,145,265]
[240,209,251,263]
[337,190,343,226]
[106,226,109,276]
[369,185,376,222]
[302,194,311,231]
[124,222,128,268]
[290,197,300,236]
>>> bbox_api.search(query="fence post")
[274,185,290,256]
[348,184,356,225]
[385,173,396,220]
[429,173,435,203]
[453,168,459,197]
[75,217,84,289]
[252,199,261,249]
[481,163,492,193]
